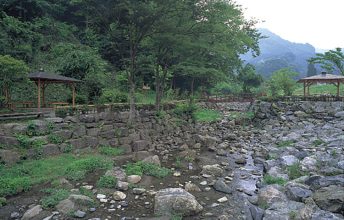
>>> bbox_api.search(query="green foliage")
[308,48,344,75]
[97,175,117,188]
[211,81,242,95]
[65,156,112,181]
[268,68,298,97]
[312,139,326,147]
[99,89,128,104]
[98,146,124,156]
[48,134,64,144]
[263,175,287,186]
[41,188,70,208]
[286,163,308,180]
[276,140,295,148]
[0,197,6,207]
[124,161,170,178]
[62,144,74,154]
[26,121,38,137]
[238,64,263,93]
[192,109,222,122]
[16,134,31,149]
[173,103,198,117]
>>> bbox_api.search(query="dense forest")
[0,0,263,115]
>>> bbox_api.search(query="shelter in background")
[297,72,344,97]
[28,72,81,111]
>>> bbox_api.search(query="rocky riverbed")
[1,101,344,219]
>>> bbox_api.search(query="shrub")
[173,103,198,117]
[99,89,128,103]
[65,156,112,181]
[263,175,287,186]
[124,161,170,178]
[192,109,222,122]
[41,188,70,208]
[97,175,117,188]
[0,197,6,207]
[48,134,64,144]
[287,163,308,180]
[98,146,124,156]
[16,134,31,148]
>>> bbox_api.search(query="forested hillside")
[0,0,261,112]
[242,28,316,78]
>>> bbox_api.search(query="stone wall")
[252,100,344,121]
[0,108,194,165]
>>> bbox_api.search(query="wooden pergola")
[298,72,344,97]
[28,72,81,111]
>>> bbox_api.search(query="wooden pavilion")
[298,72,344,97]
[28,72,81,111]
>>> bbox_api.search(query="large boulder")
[0,149,20,165]
[313,185,344,213]
[56,194,94,214]
[258,185,287,206]
[201,164,224,177]
[21,205,43,220]
[286,184,312,202]
[154,188,203,217]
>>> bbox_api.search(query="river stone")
[300,157,317,171]
[311,210,344,220]
[258,185,287,206]
[21,205,43,220]
[142,155,161,166]
[280,155,299,166]
[113,191,126,200]
[117,181,129,191]
[56,194,94,214]
[105,167,126,181]
[313,185,344,213]
[213,179,232,194]
[201,164,224,177]
[334,111,344,118]
[249,205,264,220]
[154,188,203,216]
[127,175,142,184]
[74,210,86,218]
[185,182,201,192]
[286,185,312,202]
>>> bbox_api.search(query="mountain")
[242,28,316,79]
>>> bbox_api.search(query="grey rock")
[105,167,127,181]
[258,185,287,206]
[42,144,60,156]
[0,149,20,165]
[280,155,299,166]
[201,164,224,177]
[154,188,203,216]
[311,210,344,220]
[249,205,264,220]
[313,185,344,213]
[56,194,94,214]
[142,155,161,166]
[21,205,43,220]
[132,140,150,152]
[10,212,20,219]
[74,210,86,218]
[213,179,232,194]
[286,185,312,202]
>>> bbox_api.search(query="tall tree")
[237,64,262,93]
[308,48,344,75]
[307,63,317,77]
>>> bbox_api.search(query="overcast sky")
[235,0,344,50]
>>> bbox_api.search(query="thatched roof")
[298,73,344,83]
[28,72,81,83]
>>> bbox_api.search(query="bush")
[192,109,222,122]
[124,161,170,178]
[98,146,124,156]
[287,163,307,180]
[99,89,128,103]
[48,134,64,144]
[97,175,117,188]
[263,175,287,186]
[211,81,242,95]
[41,188,70,208]
[173,103,198,117]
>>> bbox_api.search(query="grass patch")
[41,188,70,208]
[98,146,124,156]
[286,163,308,180]
[0,154,111,197]
[48,134,64,144]
[276,140,294,148]
[65,156,112,181]
[263,175,287,186]
[312,139,326,147]
[96,175,117,188]
[0,197,6,207]
[124,161,170,178]
[192,109,222,122]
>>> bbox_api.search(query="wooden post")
[307,83,310,96]
[42,82,46,108]
[37,79,41,111]
[303,81,306,97]
[72,83,76,108]
[337,81,340,97]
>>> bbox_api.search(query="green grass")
[48,134,64,144]
[286,163,308,180]
[124,161,171,178]
[0,154,112,197]
[294,84,344,96]
[41,188,70,208]
[263,175,287,186]
[276,140,294,148]
[192,109,222,122]
[98,146,124,156]
[96,175,117,188]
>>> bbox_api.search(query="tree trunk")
[128,44,137,123]
[191,78,195,97]
[155,64,161,112]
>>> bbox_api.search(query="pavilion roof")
[298,73,344,83]
[28,72,81,83]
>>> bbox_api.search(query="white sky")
[235,0,344,49]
